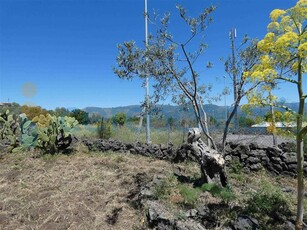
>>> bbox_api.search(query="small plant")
[153,175,177,200]
[153,175,201,208]
[229,160,243,174]
[97,117,112,139]
[229,160,245,182]
[178,184,200,208]
[201,183,236,203]
[245,182,290,220]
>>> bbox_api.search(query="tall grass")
[112,125,185,147]
[72,123,186,147]
[72,124,98,138]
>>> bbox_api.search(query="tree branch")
[277,76,299,84]
[181,44,197,97]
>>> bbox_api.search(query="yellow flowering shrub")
[298,43,307,58]
[267,22,280,31]
[270,9,286,21]
[246,0,306,113]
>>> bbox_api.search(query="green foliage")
[127,116,139,124]
[70,109,90,125]
[0,110,20,151]
[32,114,78,153]
[229,160,243,175]
[229,160,245,182]
[201,183,236,203]
[72,124,98,138]
[0,110,78,153]
[0,102,21,115]
[54,107,70,117]
[153,175,177,200]
[178,184,200,207]
[19,113,38,150]
[112,112,126,126]
[89,113,102,124]
[239,116,256,127]
[114,4,218,148]
[97,117,112,139]
[245,182,290,219]
[167,116,175,130]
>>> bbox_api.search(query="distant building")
[251,121,296,128]
[0,102,12,107]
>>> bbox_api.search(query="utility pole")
[229,28,238,130]
[145,0,150,143]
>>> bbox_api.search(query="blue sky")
[0,0,298,110]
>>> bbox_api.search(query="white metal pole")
[145,0,150,143]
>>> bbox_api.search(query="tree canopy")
[114,4,218,148]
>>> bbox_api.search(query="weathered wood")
[188,128,228,187]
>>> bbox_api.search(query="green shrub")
[97,118,112,139]
[229,160,243,174]
[178,184,200,208]
[245,182,290,219]
[201,183,236,203]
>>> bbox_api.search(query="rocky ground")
[0,146,306,229]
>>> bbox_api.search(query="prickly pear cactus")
[0,110,20,151]
[19,113,38,150]
[32,114,78,153]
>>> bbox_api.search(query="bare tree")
[221,38,262,151]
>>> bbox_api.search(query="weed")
[229,160,243,174]
[201,183,236,203]
[97,118,112,139]
[178,184,200,208]
[245,182,290,221]
[153,175,177,200]
[153,175,201,208]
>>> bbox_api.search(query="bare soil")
[0,151,173,230]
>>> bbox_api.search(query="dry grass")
[0,151,174,230]
[0,150,306,230]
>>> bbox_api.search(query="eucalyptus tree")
[114,4,218,149]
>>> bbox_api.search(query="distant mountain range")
[83,103,303,121]
[84,104,222,119]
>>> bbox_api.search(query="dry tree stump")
[187,128,228,187]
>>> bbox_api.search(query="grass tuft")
[201,183,236,203]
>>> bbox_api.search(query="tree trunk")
[191,101,217,150]
[295,58,304,230]
[270,103,277,146]
[188,128,227,187]
[222,98,240,152]
[296,137,304,230]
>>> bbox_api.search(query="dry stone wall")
[82,138,307,177]
[223,142,306,177]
